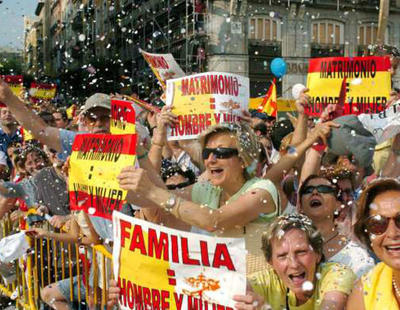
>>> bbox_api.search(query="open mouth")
[288,272,306,285]
[310,199,322,208]
[385,245,400,253]
[210,168,224,176]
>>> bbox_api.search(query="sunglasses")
[202,147,238,160]
[365,213,400,235]
[166,180,192,190]
[302,185,336,195]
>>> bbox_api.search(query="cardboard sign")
[0,75,23,107]
[166,72,250,140]
[68,134,136,219]
[29,82,57,102]
[306,56,391,116]
[140,49,186,89]
[113,211,246,310]
[111,99,136,135]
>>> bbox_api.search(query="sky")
[0,0,37,50]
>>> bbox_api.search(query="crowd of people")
[0,47,398,310]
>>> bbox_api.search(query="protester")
[347,178,400,309]
[53,109,69,129]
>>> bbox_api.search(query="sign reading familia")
[113,212,246,310]
[306,56,391,116]
[166,72,249,140]
[68,134,136,219]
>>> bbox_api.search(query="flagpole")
[376,0,389,45]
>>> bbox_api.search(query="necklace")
[323,231,339,244]
[393,278,400,298]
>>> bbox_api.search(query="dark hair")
[270,119,294,150]
[298,174,339,199]
[160,160,196,184]
[20,145,50,169]
[261,214,323,262]
[354,178,400,251]
[39,111,55,125]
[54,109,68,121]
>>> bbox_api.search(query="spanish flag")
[257,78,277,118]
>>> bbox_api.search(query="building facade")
[25,0,400,99]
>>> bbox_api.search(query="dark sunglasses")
[202,147,239,160]
[302,185,336,195]
[365,213,400,235]
[166,180,192,190]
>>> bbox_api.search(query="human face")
[369,190,400,270]
[24,152,46,176]
[204,132,245,189]
[0,108,16,126]
[300,178,339,221]
[84,107,110,134]
[270,229,321,302]
[53,112,68,128]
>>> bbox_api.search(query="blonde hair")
[199,122,261,179]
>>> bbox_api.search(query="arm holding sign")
[0,78,62,152]
[381,133,400,177]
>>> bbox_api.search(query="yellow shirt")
[362,262,399,310]
[248,262,356,310]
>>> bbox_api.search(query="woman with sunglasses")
[233,214,356,310]
[347,178,400,309]
[298,175,374,278]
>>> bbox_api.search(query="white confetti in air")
[78,34,86,41]
[88,207,96,215]
[351,78,362,85]
[302,281,314,291]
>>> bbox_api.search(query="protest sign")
[0,75,23,107]
[113,211,246,310]
[166,72,250,140]
[306,56,391,116]
[68,134,136,219]
[358,99,400,144]
[111,99,136,135]
[29,82,57,103]
[140,49,186,89]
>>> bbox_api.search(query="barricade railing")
[0,216,114,310]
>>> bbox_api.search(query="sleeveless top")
[192,177,280,273]
[362,262,399,310]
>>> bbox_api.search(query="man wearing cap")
[0,78,111,161]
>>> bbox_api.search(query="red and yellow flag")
[29,82,57,103]
[0,75,23,107]
[257,79,277,118]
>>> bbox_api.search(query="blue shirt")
[0,127,22,167]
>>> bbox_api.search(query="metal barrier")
[0,216,113,310]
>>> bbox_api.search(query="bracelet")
[137,151,148,160]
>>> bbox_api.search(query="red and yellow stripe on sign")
[111,99,136,135]
[0,75,23,107]
[306,56,391,117]
[68,133,136,220]
[30,82,57,100]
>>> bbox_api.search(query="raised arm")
[0,78,62,151]
[381,133,400,177]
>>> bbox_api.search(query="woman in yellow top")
[347,178,400,309]
[233,214,356,310]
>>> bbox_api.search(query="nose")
[386,219,400,239]
[287,254,301,269]
[204,152,217,162]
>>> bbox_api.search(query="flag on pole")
[257,78,277,118]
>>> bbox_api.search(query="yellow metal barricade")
[0,217,114,310]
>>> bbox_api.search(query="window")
[358,23,389,46]
[311,20,344,45]
[248,17,281,42]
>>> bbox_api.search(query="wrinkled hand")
[36,205,49,217]
[240,109,252,124]
[26,227,49,239]
[157,106,178,128]
[308,121,340,145]
[233,290,267,310]
[0,78,15,104]
[295,88,310,114]
[117,166,155,204]
[107,279,121,309]
[49,215,68,229]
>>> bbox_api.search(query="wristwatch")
[165,194,178,212]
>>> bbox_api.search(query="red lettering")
[181,237,200,266]
[120,219,131,248]
[118,277,127,307]
[174,292,184,310]
[171,235,179,263]
[200,241,210,267]
[161,290,170,309]
[188,78,195,95]
[129,225,147,255]
[143,287,151,308]
[212,243,236,271]
[148,229,169,260]
[181,79,189,96]
[151,289,160,310]
[214,113,221,124]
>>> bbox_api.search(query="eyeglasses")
[301,185,336,195]
[364,213,400,235]
[202,147,239,160]
[166,180,192,190]
[86,113,110,123]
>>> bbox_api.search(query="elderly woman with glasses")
[298,175,374,278]
[347,178,400,309]
[233,214,356,310]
